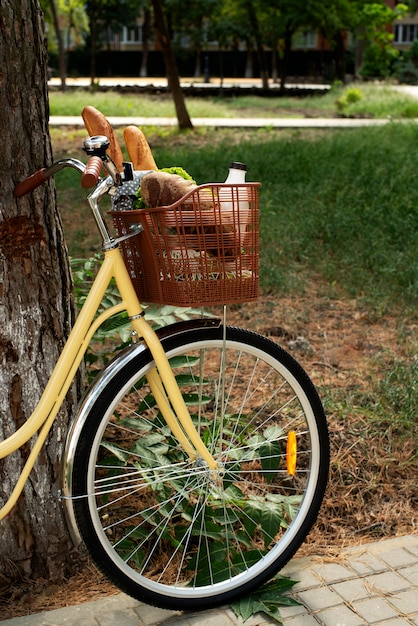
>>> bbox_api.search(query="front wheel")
[71,325,329,610]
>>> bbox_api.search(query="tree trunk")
[0,0,79,583]
[90,14,98,86]
[272,40,279,84]
[245,42,254,78]
[194,48,202,78]
[355,27,366,78]
[245,1,269,90]
[334,30,346,83]
[280,25,293,91]
[140,7,151,77]
[49,0,66,90]
[151,0,193,130]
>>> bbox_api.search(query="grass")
[55,123,418,315]
[375,354,417,438]
[49,82,418,119]
[142,124,418,313]
[341,84,418,118]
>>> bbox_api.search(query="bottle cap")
[229,162,247,171]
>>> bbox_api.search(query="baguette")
[123,125,158,171]
[82,106,124,171]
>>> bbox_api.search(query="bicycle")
[2,135,330,611]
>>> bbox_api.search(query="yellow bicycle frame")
[0,244,217,521]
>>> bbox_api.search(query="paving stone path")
[2,535,417,626]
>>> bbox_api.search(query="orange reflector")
[286,430,297,476]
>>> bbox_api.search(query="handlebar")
[14,136,122,198]
[81,156,103,189]
[14,158,90,197]
[13,135,140,250]
[13,168,48,197]
[13,137,127,249]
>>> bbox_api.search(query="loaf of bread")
[141,172,238,257]
[141,171,196,207]
[123,126,158,171]
[82,106,124,171]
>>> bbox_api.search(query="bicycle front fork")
[130,314,220,474]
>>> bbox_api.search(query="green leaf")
[231,576,300,624]
[232,595,262,622]
[117,417,153,431]
[255,600,284,624]
[190,519,222,540]
[133,433,169,465]
[222,461,242,489]
[223,483,245,501]
[136,392,158,411]
[231,549,267,573]
[269,575,300,591]
[260,440,282,484]
[188,542,229,584]
[242,497,263,536]
[280,494,303,524]
[263,425,284,441]
[169,355,200,368]
[233,529,253,548]
[175,373,209,385]
[182,392,212,406]
[260,501,284,549]
[100,441,130,463]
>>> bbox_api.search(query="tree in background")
[355,1,407,78]
[243,0,270,89]
[140,3,152,77]
[45,0,67,89]
[256,3,282,83]
[166,0,221,78]
[41,0,410,87]
[209,0,250,84]
[305,0,355,83]
[0,0,80,585]
[274,0,312,89]
[85,0,138,84]
[152,0,193,129]
[41,0,88,88]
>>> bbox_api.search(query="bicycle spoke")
[73,326,328,609]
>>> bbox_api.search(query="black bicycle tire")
[71,325,329,611]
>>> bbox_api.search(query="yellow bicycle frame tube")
[0,245,217,520]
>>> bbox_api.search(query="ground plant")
[2,110,416,620]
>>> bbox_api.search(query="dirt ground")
[1,285,416,620]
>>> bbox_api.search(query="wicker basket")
[110,183,260,307]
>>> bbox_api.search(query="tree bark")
[89,8,98,86]
[333,30,346,83]
[49,0,66,90]
[245,42,254,78]
[151,0,193,130]
[280,25,293,91]
[355,26,366,78]
[0,0,79,582]
[245,1,269,90]
[140,7,151,77]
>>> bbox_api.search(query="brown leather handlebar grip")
[81,156,102,189]
[14,168,47,197]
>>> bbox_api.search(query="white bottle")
[222,162,249,213]
[224,161,247,184]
